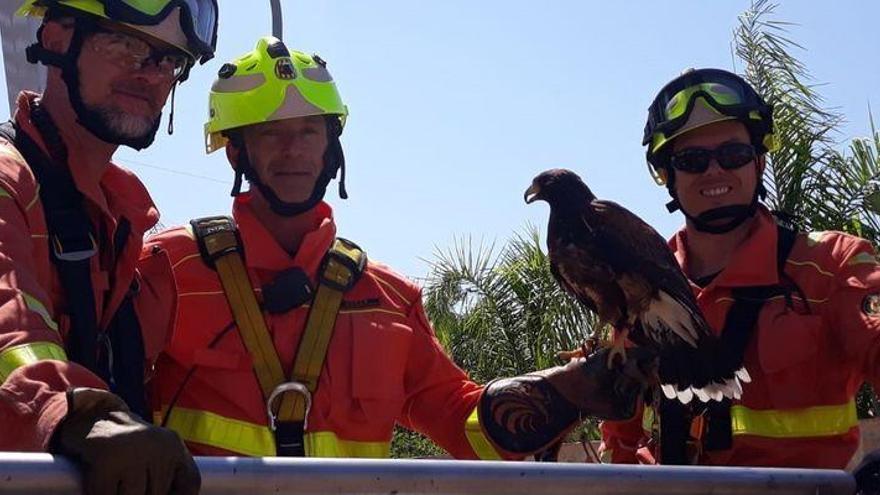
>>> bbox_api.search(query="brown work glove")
[535,346,657,420]
[50,388,200,495]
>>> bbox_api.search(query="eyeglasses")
[669,142,756,174]
[87,29,190,82]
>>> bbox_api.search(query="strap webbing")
[191,216,366,455]
[659,223,799,464]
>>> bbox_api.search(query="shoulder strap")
[191,215,366,456]
[660,223,799,464]
[3,120,101,373]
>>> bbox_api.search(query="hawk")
[525,168,749,403]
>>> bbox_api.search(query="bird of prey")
[524,168,749,403]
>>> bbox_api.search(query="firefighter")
[137,36,656,459]
[0,1,217,493]
[601,67,880,486]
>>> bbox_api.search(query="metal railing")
[0,452,856,495]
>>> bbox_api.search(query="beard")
[77,99,163,151]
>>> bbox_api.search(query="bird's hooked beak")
[524,182,541,204]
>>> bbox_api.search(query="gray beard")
[79,100,163,150]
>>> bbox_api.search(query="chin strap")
[664,165,766,235]
[230,117,347,216]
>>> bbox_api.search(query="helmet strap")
[664,164,765,234]
[27,16,161,150]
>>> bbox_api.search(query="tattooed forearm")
[480,375,579,454]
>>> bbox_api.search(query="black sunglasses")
[669,142,756,174]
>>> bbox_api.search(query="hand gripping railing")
[0,453,856,495]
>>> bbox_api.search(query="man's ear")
[39,18,76,55]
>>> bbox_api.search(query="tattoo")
[481,376,579,454]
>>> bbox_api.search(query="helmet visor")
[643,69,761,146]
[103,0,217,60]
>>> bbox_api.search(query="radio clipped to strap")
[190,215,366,456]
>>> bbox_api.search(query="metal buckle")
[51,232,97,262]
[266,381,312,432]
[319,245,364,292]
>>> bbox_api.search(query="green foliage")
[390,426,445,459]
[736,0,880,417]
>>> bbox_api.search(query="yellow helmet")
[204,36,348,153]
[18,0,218,63]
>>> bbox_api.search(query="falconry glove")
[479,347,656,455]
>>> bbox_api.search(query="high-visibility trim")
[641,401,858,439]
[22,292,58,331]
[786,259,834,278]
[172,253,203,270]
[0,187,11,199]
[164,406,390,458]
[305,431,390,458]
[847,252,878,266]
[369,273,412,307]
[338,308,407,319]
[715,295,828,305]
[730,401,858,438]
[805,231,826,247]
[26,185,40,211]
[165,406,276,457]
[464,406,502,460]
[0,342,67,382]
[642,406,656,433]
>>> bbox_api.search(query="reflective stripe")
[731,401,858,438]
[305,431,390,458]
[0,342,67,382]
[464,406,502,460]
[164,407,391,457]
[22,292,58,331]
[165,407,276,457]
[641,401,858,439]
[847,252,878,266]
[642,406,655,433]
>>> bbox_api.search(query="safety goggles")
[88,28,190,81]
[643,69,766,147]
[669,142,756,174]
[102,0,218,61]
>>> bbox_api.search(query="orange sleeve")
[826,237,880,390]
[0,155,105,450]
[599,399,649,463]
[397,294,523,460]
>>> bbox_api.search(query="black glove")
[856,448,880,495]
[539,346,658,420]
[51,388,200,495]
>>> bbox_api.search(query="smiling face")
[238,115,329,203]
[671,120,764,218]
[75,27,180,143]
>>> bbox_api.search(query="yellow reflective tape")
[0,342,67,382]
[25,185,40,212]
[305,431,390,458]
[172,253,202,270]
[642,406,655,433]
[731,401,857,439]
[786,259,835,277]
[0,187,10,200]
[165,406,276,457]
[464,406,502,460]
[847,252,879,266]
[370,273,413,307]
[715,295,828,305]
[164,406,391,458]
[22,292,58,331]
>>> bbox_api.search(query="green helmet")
[17,0,219,63]
[205,36,348,154]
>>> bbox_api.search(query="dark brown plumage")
[525,168,749,403]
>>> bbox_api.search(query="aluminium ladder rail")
[0,452,856,495]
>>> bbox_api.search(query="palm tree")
[736,0,879,418]
[392,0,879,458]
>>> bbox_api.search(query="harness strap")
[0,116,147,418]
[191,215,366,456]
[659,223,798,464]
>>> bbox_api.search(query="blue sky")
[2,1,879,279]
